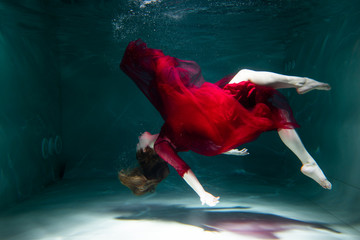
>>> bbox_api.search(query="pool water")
[0,0,360,239]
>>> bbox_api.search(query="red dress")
[120,39,299,176]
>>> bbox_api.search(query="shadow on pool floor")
[114,204,340,239]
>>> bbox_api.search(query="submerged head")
[136,131,159,151]
[119,133,168,195]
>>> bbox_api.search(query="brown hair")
[119,146,169,195]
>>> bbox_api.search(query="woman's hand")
[200,191,220,207]
[223,148,249,156]
[182,170,220,207]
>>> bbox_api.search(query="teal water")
[0,0,360,238]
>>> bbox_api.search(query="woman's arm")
[183,170,220,206]
[154,138,220,206]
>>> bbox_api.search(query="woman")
[119,39,332,207]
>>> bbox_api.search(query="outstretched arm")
[183,170,220,206]
[154,138,219,206]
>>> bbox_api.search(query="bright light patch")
[0,179,356,240]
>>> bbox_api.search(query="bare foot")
[296,78,331,94]
[301,163,332,189]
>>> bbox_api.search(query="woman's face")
[136,132,154,151]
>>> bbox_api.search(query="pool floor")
[0,178,359,240]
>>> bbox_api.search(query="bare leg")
[229,69,331,93]
[229,69,331,188]
[278,128,332,189]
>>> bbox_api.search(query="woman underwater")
[119,39,332,207]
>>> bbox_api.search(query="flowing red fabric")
[120,39,299,158]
